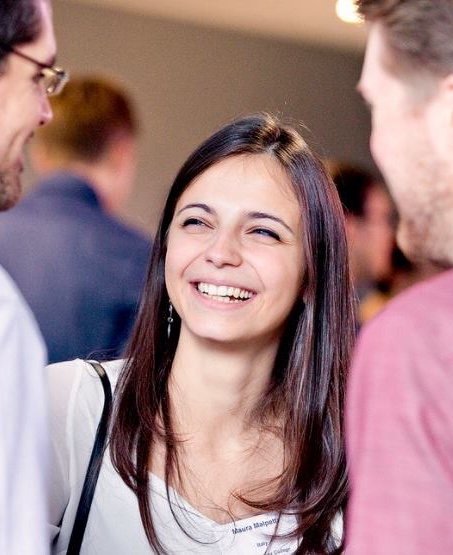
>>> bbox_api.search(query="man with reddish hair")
[0,1,67,552]
[347,1,453,553]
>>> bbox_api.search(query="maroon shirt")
[346,269,453,554]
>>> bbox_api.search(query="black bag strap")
[67,361,112,555]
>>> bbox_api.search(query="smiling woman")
[48,113,355,554]
[165,154,304,348]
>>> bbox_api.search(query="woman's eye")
[251,228,281,241]
[181,217,207,228]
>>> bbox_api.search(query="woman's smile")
[193,281,256,304]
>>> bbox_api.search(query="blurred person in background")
[0,0,67,552]
[0,75,151,363]
[329,161,395,324]
[347,0,453,553]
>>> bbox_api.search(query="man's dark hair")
[356,0,453,77]
[0,0,43,67]
[329,161,379,218]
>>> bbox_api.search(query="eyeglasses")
[0,43,69,96]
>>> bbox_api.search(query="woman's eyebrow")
[247,211,294,235]
[175,203,212,216]
[175,205,294,234]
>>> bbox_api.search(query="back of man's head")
[356,0,453,80]
[0,0,44,67]
[30,75,139,214]
[33,75,137,164]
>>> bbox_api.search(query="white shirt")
[0,265,48,555]
[48,359,301,554]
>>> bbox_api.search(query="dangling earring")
[167,302,174,338]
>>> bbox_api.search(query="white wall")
[25,0,372,234]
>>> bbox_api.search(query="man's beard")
[0,167,21,211]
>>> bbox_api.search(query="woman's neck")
[169,328,279,445]
[149,329,285,519]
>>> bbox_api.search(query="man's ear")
[103,133,137,212]
[106,133,135,169]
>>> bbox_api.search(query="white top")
[47,359,302,554]
[0,265,48,555]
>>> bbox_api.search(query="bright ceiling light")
[335,0,362,24]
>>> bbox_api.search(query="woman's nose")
[204,231,242,268]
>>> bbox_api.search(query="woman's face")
[165,154,304,349]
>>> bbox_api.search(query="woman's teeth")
[197,282,253,302]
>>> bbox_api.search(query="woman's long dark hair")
[110,113,355,554]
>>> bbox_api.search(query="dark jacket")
[0,172,151,363]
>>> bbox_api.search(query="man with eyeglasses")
[0,1,67,553]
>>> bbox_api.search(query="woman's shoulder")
[47,357,124,386]
[46,358,125,425]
